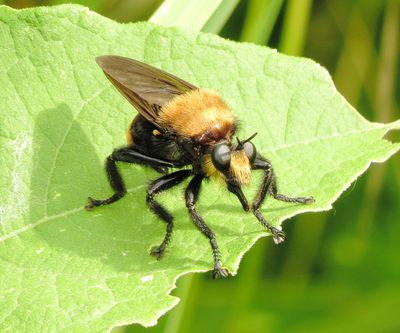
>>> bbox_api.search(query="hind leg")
[85,147,176,209]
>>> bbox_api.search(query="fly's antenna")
[236,132,258,150]
[243,132,258,143]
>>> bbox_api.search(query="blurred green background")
[4,0,399,332]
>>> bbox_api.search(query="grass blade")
[149,0,222,30]
[240,0,284,44]
[202,0,240,34]
[279,0,313,55]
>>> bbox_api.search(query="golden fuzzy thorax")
[202,150,252,185]
[158,89,235,139]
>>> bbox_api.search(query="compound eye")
[243,141,257,163]
[211,144,231,171]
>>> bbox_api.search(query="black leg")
[227,182,249,211]
[85,147,176,209]
[111,147,176,168]
[185,175,229,278]
[252,155,314,244]
[147,170,192,259]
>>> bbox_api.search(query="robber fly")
[86,55,314,278]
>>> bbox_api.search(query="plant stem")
[279,0,313,55]
[240,0,284,45]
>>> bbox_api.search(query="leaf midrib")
[1,125,386,243]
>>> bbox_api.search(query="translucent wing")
[96,55,197,128]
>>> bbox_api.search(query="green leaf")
[0,4,399,332]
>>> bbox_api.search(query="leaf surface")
[0,5,399,332]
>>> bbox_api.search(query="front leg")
[227,182,249,211]
[252,155,314,244]
[185,175,229,279]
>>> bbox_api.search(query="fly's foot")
[253,208,286,244]
[150,245,166,260]
[212,263,230,279]
[303,196,315,204]
[85,197,102,210]
[269,226,286,244]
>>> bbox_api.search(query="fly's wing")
[96,55,197,128]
